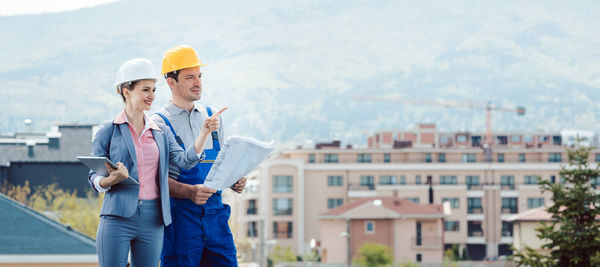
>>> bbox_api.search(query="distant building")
[0,125,95,196]
[231,124,598,263]
[318,197,447,264]
[0,193,96,266]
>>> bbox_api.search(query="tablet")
[77,156,139,185]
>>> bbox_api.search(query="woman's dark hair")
[119,80,140,102]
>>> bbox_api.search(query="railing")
[247,208,257,215]
[468,230,484,237]
[468,207,483,214]
[502,230,513,237]
[348,184,375,191]
[307,156,566,164]
[412,237,443,248]
[467,184,483,190]
[501,207,518,214]
[501,184,515,190]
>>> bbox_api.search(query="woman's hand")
[104,162,129,186]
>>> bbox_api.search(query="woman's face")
[123,79,156,111]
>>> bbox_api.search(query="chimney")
[26,140,35,158]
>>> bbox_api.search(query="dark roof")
[0,125,94,164]
[0,193,96,254]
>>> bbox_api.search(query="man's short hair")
[165,70,179,82]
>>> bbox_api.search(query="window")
[501,198,518,214]
[466,175,480,190]
[379,175,396,185]
[327,175,343,186]
[384,153,391,163]
[497,136,508,145]
[524,175,539,185]
[471,136,482,147]
[528,198,544,208]
[524,135,532,143]
[457,135,467,143]
[438,153,446,163]
[327,198,343,209]
[248,221,258,237]
[365,221,375,234]
[440,175,457,185]
[360,175,375,190]
[592,177,600,189]
[468,198,482,214]
[273,221,293,238]
[497,153,505,163]
[273,198,292,215]
[442,198,459,208]
[502,221,513,237]
[553,136,562,145]
[273,175,293,193]
[550,175,556,184]
[596,154,600,163]
[468,221,483,236]
[416,221,422,246]
[511,135,521,143]
[400,175,406,185]
[501,175,515,190]
[445,221,459,231]
[416,175,421,185]
[549,153,562,163]
[519,153,526,162]
[247,199,257,215]
[324,153,338,163]
[462,153,476,163]
[405,197,420,203]
[308,153,315,163]
[357,153,371,163]
[416,254,422,262]
[425,153,432,163]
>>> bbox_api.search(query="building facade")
[230,124,599,262]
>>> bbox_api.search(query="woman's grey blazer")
[87,121,202,226]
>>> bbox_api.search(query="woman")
[88,58,222,266]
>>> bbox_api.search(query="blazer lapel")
[152,129,166,182]
[118,123,138,167]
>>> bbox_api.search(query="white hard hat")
[114,58,157,92]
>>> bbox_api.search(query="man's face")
[171,66,202,103]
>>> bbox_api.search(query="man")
[151,45,246,266]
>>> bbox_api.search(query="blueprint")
[203,136,274,190]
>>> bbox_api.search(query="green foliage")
[512,143,600,267]
[444,244,459,261]
[397,261,419,267]
[460,247,469,261]
[353,243,394,267]
[268,245,297,264]
[1,181,102,238]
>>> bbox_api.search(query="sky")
[0,0,120,16]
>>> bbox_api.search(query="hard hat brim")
[161,63,207,75]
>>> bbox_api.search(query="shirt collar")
[165,100,202,115]
[113,110,160,131]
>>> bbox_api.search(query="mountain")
[1,0,599,147]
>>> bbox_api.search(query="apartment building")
[230,124,599,262]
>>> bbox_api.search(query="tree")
[267,245,297,266]
[512,143,600,266]
[353,243,393,267]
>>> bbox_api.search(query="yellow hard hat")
[161,45,206,75]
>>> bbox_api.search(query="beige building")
[230,124,598,263]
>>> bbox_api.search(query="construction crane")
[353,95,526,154]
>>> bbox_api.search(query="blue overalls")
[156,107,237,267]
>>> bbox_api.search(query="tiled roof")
[319,197,444,219]
[507,206,552,222]
[0,193,96,254]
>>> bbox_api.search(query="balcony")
[468,207,483,214]
[247,208,257,215]
[467,184,483,190]
[502,230,513,237]
[468,230,484,237]
[501,184,515,190]
[412,237,443,249]
[501,207,518,214]
[348,183,377,198]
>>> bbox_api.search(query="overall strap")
[155,112,185,149]
[205,106,221,152]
